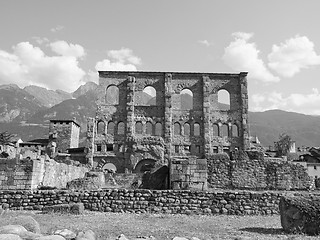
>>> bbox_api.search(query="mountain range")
[1,82,320,148]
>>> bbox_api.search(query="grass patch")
[0,211,319,239]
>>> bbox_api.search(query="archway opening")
[213,124,219,136]
[142,86,156,105]
[155,122,162,136]
[106,85,119,105]
[180,89,193,110]
[174,122,181,135]
[184,123,190,136]
[107,121,115,135]
[117,121,125,135]
[102,163,117,173]
[97,121,105,134]
[232,124,239,137]
[146,121,153,135]
[221,124,229,137]
[218,89,230,110]
[134,159,156,173]
[194,122,200,136]
[135,121,143,134]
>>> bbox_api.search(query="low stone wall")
[0,189,287,215]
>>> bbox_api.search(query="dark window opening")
[106,144,114,151]
[213,147,218,153]
[97,144,102,152]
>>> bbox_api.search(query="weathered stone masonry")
[0,189,282,215]
[86,71,250,176]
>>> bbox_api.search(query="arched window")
[97,121,105,134]
[218,89,230,110]
[184,123,190,136]
[174,122,181,135]
[107,121,115,135]
[180,89,193,110]
[155,122,162,136]
[213,124,219,136]
[143,86,156,106]
[232,124,239,137]
[135,121,143,134]
[146,121,153,135]
[117,121,125,135]
[106,85,119,105]
[194,122,200,136]
[221,124,229,137]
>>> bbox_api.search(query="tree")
[275,133,292,157]
[0,131,14,145]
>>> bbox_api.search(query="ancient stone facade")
[86,71,250,173]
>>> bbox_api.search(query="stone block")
[42,203,84,215]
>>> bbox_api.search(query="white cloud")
[81,70,99,85]
[32,36,49,45]
[50,25,64,32]
[198,40,211,47]
[107,48,141,65]
[95,48,141,71]
[0,41,85,92]
[268,35,320,77]
[223,32,280,83]
[50,41,86,58]
[251,89,320,115]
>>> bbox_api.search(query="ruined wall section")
[0,157,88,190]
[207,73,249,152]
[171,73,204,158]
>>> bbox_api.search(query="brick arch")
[96,157,124,173]
[134,159,156,173]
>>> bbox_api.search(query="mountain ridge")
[1,83,320,148]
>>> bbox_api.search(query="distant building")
[293,147,320,179]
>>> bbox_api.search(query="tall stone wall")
[0,189,283,215]
[0,157,89,190]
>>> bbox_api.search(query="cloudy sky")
[1,0,320,114]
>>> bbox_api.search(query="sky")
[1,0,320,115]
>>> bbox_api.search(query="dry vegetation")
[1,211,319,240]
